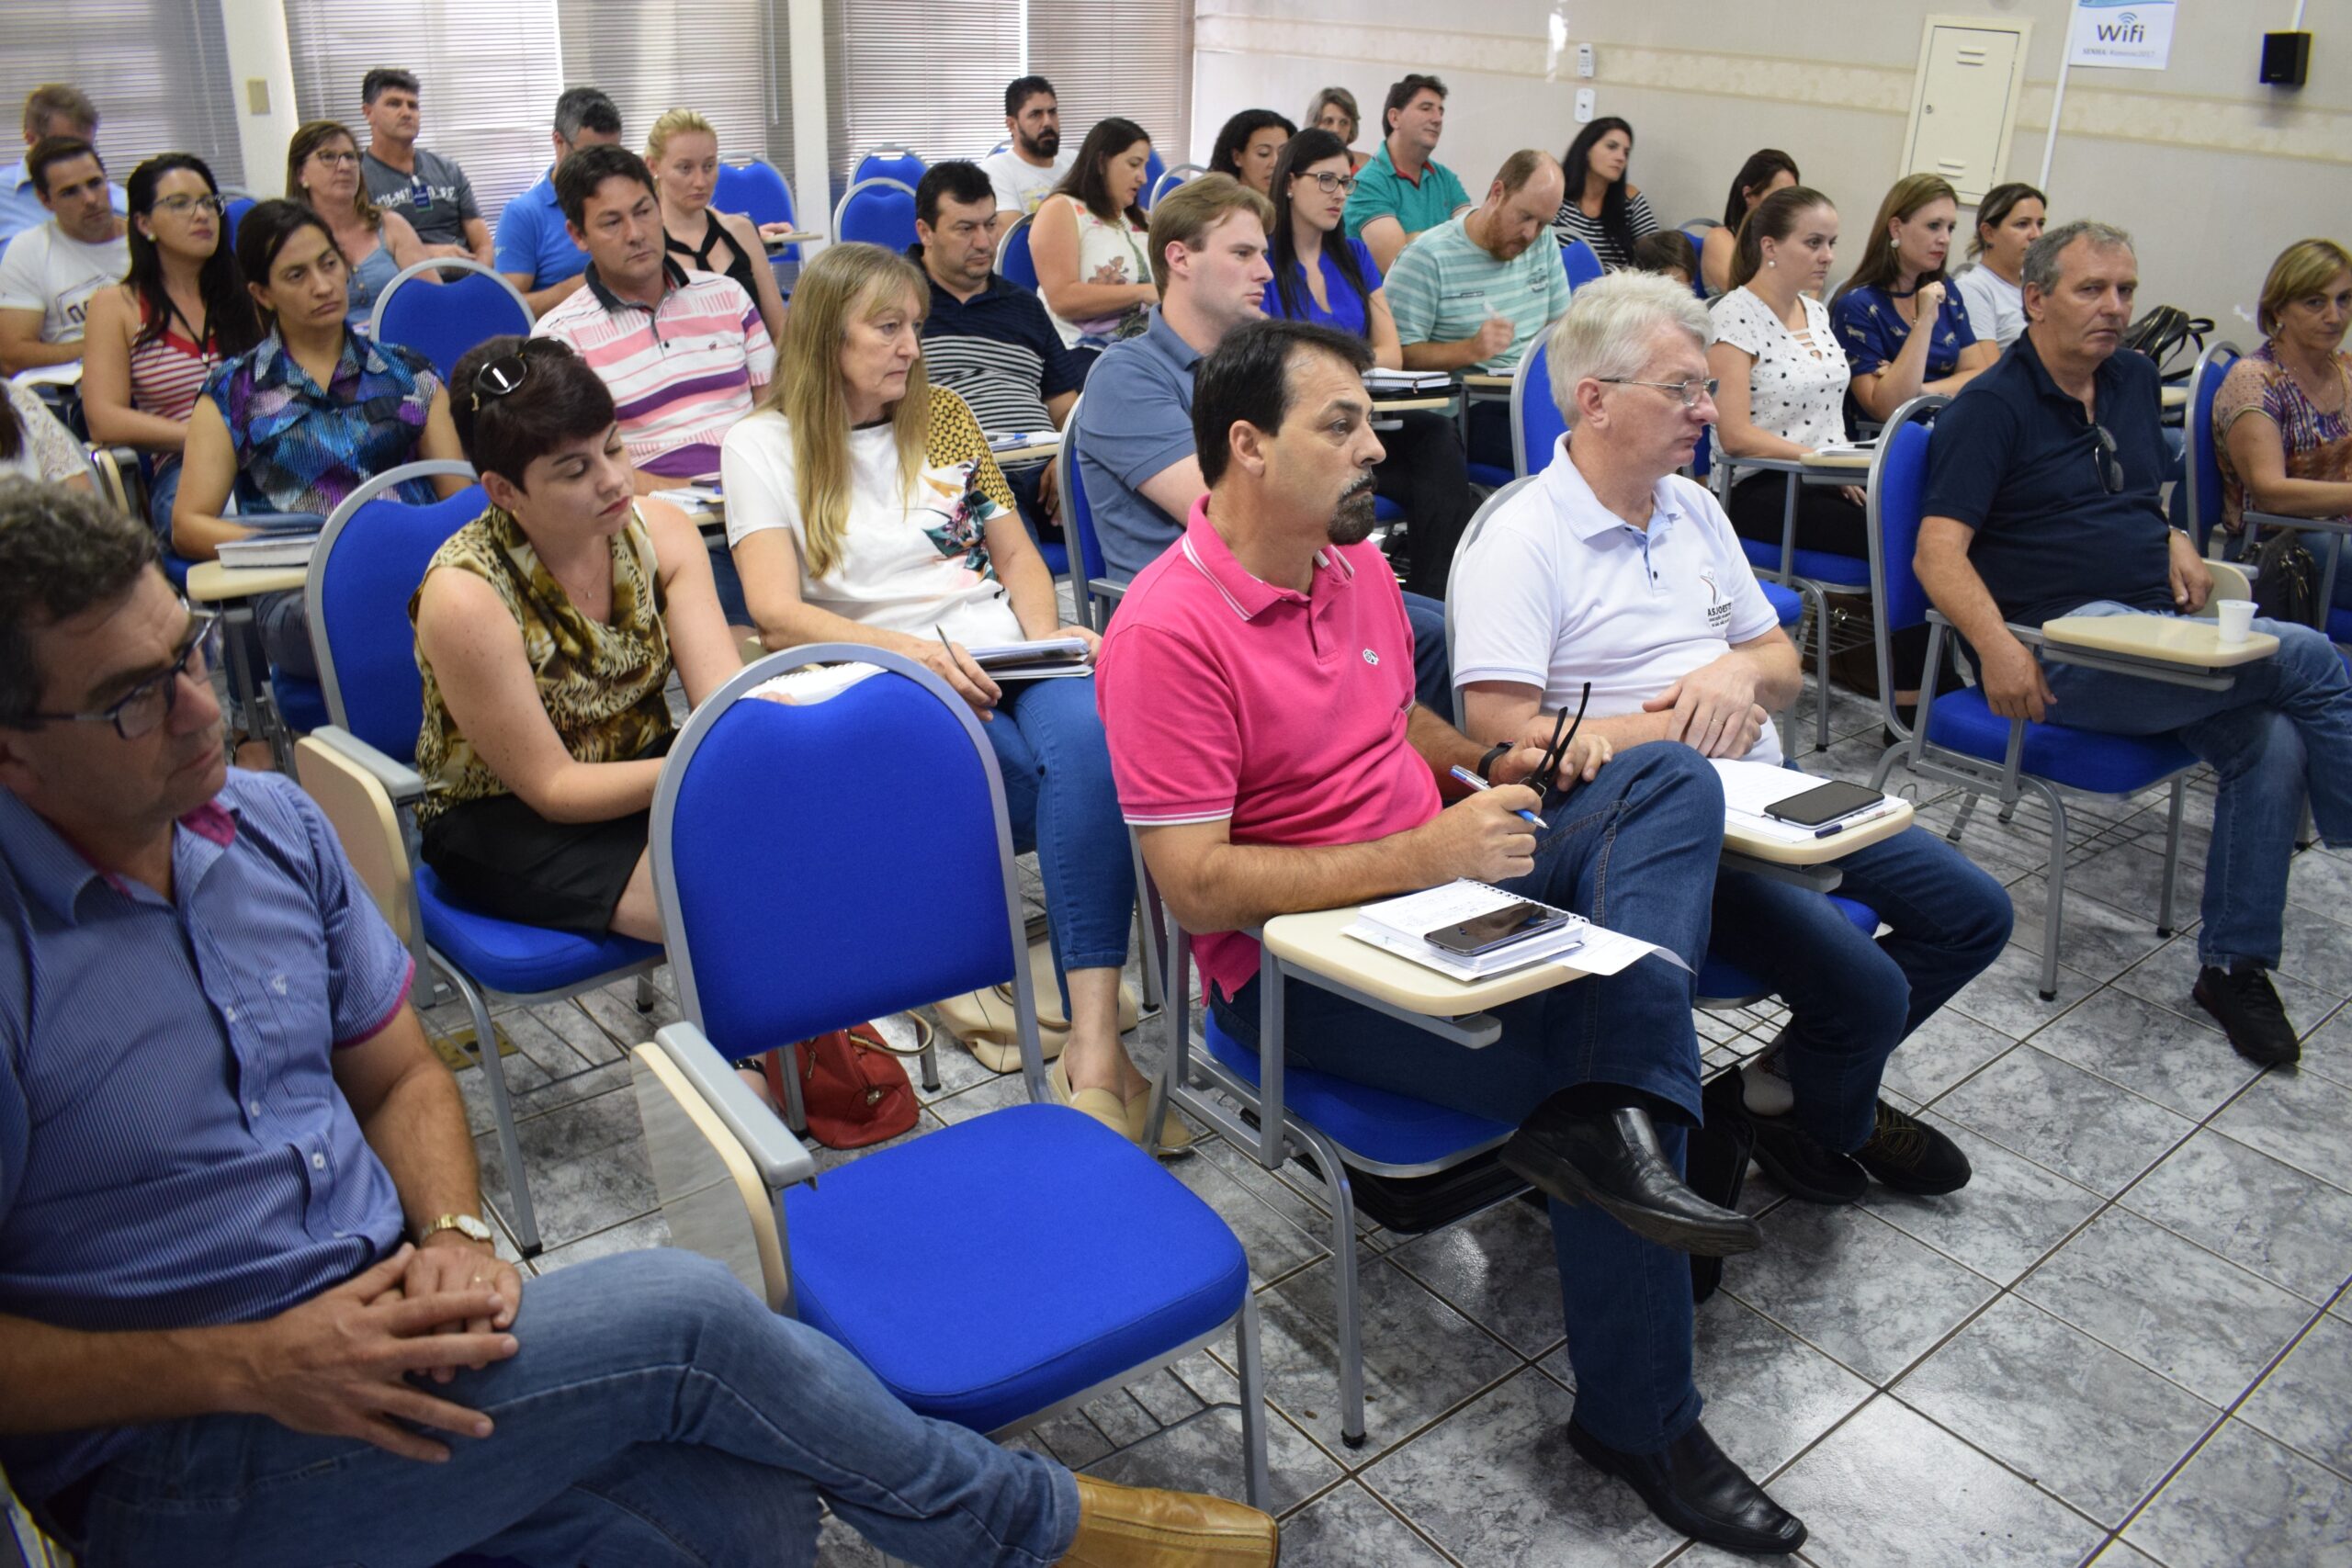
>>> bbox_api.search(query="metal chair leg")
[445,959,539,1254]
[1946,792,1980,845]
[2033,780,2070,1000]
[634,971,658,1012]
[1294,1120,1368,1449]
[2157,776,2187,937]
[1236,1295,1272,1510]
[917,1035,941,1093]
[1134,893,1165,1013]
[1806,582,1831,751]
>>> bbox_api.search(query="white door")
[1904,20,2029,204]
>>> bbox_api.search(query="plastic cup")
[2216,598,2256,646]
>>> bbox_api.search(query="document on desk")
[652,486,723,510]
[1345,880,1688,982]
[1713,759,1891,844]
[1364,367,1453,393]
[964,637,1093,680]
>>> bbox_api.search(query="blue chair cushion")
[1466,462,1515,490]
[1923,687,2197,794]
[1739,536,1871,590]
[1373,493,1404,523]
[785,1104,1246,1433]
[1202,1010,1514,1168]
[1035,537,1069,576]
[274,674,330,736]
[415,865,660,996]
[1758,580,1803,628]
[1698,896,1879,1000]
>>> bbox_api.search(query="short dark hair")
[448,336,617,488]
[28,136,100,198]
[362,68,419,105]
[1005,75,1055,118]
[915,160,997,228]
[1193,319,1373,487]
[553,86,622,142]
[1382,74,1446,136]
[555,143,656,228]
[0,479,160,727]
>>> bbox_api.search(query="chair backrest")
[368,259,534,382]
[996,213,1039,290]
[294,733,423,948]
[853,144,926,188]
[1139,147,1168,208]
[1442,475,1539,726]
[1679,217,1713,243]
[305,461,485,763]
[714,160,799,262]
[1509,339,1566,479]
[222,192,255,248]
[1147,160,1204,209]
[651,646,1043,1094]
[2182,338,2242,553]
[1561,238,1604,290]
[1058,393,1108,583]
[832,176,918,253]
[1862,394,1949,724]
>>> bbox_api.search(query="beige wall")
[1193,0,2350,332]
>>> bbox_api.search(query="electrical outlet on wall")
[1577,42,1596,78]
[1574,87,1596,121]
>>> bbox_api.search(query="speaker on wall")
[2260,31,2311,87]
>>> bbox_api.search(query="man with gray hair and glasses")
[1917,219,2352,1066]
[495,86,623,315]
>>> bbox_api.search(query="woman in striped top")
[1553,116,1659,270]
[80,153,262,536]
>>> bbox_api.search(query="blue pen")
[1449,766,1548,830]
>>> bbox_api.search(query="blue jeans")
[1712,829,2013,1149]
[986,674,1134,1006]
[1210,745,1724,1453]
[63,1250,1077,1568]
[1400,592,1453,715]
[2040,603,2352,968]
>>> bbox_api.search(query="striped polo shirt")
[533,262,776,480]
[1383,215,1577,373]
[917,262,1084,453]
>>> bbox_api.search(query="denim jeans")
[987,673,1135,1008]
[1711,829,2013,1149]
[1400,592,1454,716]
[64,1250,1077,1568]
[2039,603,2352,968]
[1210,745,1724,1453]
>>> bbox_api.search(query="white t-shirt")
[719,408,1023,647]
[0,220,129,344]
[1452,434,1787,763]
[1955,264,2026,349]
[1709,287,1847,463]
[980,147,1077,218]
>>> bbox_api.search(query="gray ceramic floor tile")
[528,1211,669,1274]
[1770,1394,2105,1567]
[475,1085,660,1251]
[2210,1071,2352,1195]
[2271,905,2352,1002]
[1385,1190,1566,1358]
[2004,872,2177,981]
[2301,1005,2352,1090]
[1880,1010,2020,1107]
[2027,987,2260,1120]
[2120,1129,2352,1304]
[1934,1046,2196,1196]
[1161,1138,1330,1289]
[1687,1296,1874,1478]
[2069,838,2204,926]
[2125,1419,2352,1568]
[2083,1541,2165,1566]
[1362,1368,1685,1566]
[1948,942,2102,1040]
[1860,1114,2103,1285]
[1253,1254,1521,1461]
[1895,1295,2220,1526]
[1080,1400,1340,1517]
[1272,1483,1452,1566]
[2113,938,2341,1046]
[811,1510,907,1567]
[2285,848,2352,922]
[2238,1314,2352,1479]
[1725,1203,1996,1384]
[2018,1209,2315,1406]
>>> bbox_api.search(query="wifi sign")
[2096,11,2148,43]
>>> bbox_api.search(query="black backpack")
[2121,305,2213,381]
[2251,529,2318,626]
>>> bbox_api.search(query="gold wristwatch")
[417,1213,495,1246]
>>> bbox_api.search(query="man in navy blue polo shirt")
[1917,220,2352,1066]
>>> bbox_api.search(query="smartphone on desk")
[1425,899,1572,958]
[1763,779,1884,829]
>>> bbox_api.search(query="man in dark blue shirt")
[1917,220,2352,1066]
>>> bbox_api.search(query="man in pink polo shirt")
[1095,320,1806,1559]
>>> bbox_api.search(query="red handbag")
[761,1023,920,1149]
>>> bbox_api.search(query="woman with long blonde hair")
[1829,173,1996,423]
[285,118,432,328]
[720,243,1176,1150]
[645,107,788,344]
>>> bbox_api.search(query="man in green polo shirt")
[1343,73,1468,271]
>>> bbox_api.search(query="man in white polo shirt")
[1454,274,2011,1209]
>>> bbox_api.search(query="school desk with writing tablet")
[2040,614,2278,675]
[1720,795,1913,865]
[1261,906,1592,1021]
[186,560,311,602]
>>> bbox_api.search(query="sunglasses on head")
[469,339,568,412]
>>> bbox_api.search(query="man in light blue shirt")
[0,85,125,245]
[494,86,622,316]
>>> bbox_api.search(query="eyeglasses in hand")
[1597,376,1719,411]
[2089,423,2123,495]
[19,608,221,741]
[1529,681,1594,802]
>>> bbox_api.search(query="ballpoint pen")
[1814,802,1902,838]
[1449,766,1549,830]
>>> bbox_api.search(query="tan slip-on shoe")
[1125,1086,1195,1156]
[1057,1473,1278,1566]
[1050,1058,1131,1139]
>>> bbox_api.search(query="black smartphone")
[1426,900,1572,958]
[1764,779,1884,829]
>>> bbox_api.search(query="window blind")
[2,0,245,187]
[556,0,791,187]
[822,0,1023,189]
[1028,0,1193,167]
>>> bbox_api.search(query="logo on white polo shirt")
[1699,568,1732,633]
[1363,648,1380,665]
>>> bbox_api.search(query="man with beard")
[982,76,1077,230]
[1094,319,1808,1559]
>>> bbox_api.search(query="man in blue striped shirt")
[0,483,1274,1567]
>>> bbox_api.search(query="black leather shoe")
[1568,1418,1807,1556]
[2194,962,2301,1066]
[1502,1101,1762,1257]
[1853,1100,1973,1195]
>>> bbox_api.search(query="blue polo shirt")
[1074,306,1204,581]
[0,770,413,1502]
[493,166,588,289]
[1922,333,2174,630]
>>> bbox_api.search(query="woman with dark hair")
[1552,116,1658,269]
[1699,148,1799,296]
[1261,128,1475,595]
[411,334,741,942]
[1954,181,2046,347]
[1830,174,1996,424]
[81,152,263,532]
[1209,108,1295,197]
[286,118,432,328]
[1030,116,1155,365]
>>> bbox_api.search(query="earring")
[1765,257,1776,268]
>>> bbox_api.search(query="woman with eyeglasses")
[1261,127,1476,597]
[410,335,741,943]
[287,118,435,330]
[80,153,263,536]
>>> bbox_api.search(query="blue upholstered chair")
[832,176,918,254]
[1561,237,1605,290]
[368,259,533,383]
[1056,393,1125,633]
[852,143,926,189]
[714,159,802,263]
[994,211,1039,290]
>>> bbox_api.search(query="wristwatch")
[417,1213,495,1247]
[1475,741,1514,783]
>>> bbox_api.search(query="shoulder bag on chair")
[759,1021,924,1149]
[2251,529,2319,627]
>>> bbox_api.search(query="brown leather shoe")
[1057,1473,1278,1566]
